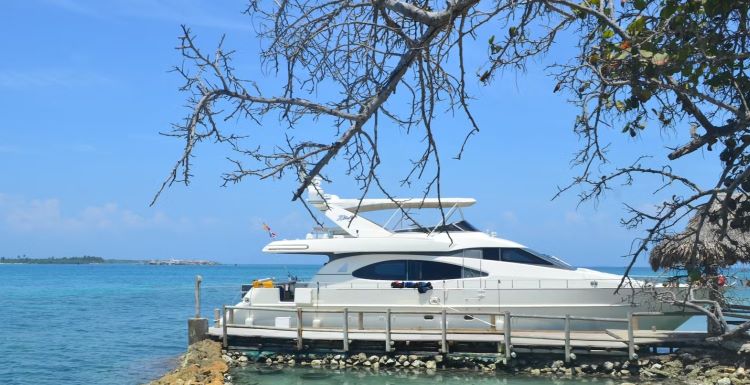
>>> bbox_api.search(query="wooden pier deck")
[206,305,708,361]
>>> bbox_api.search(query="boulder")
[717,377,732,385]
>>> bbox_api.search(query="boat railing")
[291,278,657,290]
[217,304,680,362]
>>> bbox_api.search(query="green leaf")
[627,17,646,36]
[652,53,669,66]
[633,0,647,11]
[602,29,614,39]
[639,49,654,59]
[660,3,677,19]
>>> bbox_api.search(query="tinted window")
[352,260,407,280]
[353,260,487,280]
[409,260,463,280]
[482,248,500,261]
[501,248,553,265]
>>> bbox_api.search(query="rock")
[398,355,408,363]
[356,353,367,362]
[408,354,419,361]
[434,355,444,363]
[680,352,698,363]
[333,354,342,360]
[620,370,631,376]
[651,363,663,370]
[238,356,248,362]
[738,344,750,355]
[412,360,424,368]
[551,360,565,370]
[311,360,322,367]
[363,361,371,367]
[603,362,615,372]
[148,340,227,385]
[530,369,541,376]
[386,358,395,366]
[426,360,436,370]
[369,355,379,363]
[620,383,636,385]
[717,377,732,385]
[373,362,380,370]
[287,359,295,366]
[265,358,272,364]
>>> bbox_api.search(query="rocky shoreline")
[147,339,750,385]
[221,344,750,385]
[147,340,227,385]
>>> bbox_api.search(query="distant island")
[146,259,219,266]
[0,256,220,265]
[0,256,107,264]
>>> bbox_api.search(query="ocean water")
[228,365,686,385]
[0,264,721,385]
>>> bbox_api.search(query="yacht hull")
[233,284,699,331]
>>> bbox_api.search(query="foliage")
[158,0,750,289]
[0,255,105,264]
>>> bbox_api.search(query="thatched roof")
[649,196,750,271]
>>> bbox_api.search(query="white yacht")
[234,180,696,332]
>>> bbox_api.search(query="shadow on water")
[230,365,680,385]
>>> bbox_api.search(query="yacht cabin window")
[448,247,568,268]
[352,260,487,281]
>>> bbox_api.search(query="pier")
[205,305,708,363]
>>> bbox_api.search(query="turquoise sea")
[0,264,717,385]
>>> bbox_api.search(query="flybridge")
[305,178,477,238]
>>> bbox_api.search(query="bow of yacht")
[233,180,699,332]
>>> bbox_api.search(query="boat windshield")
[525,249,575,270]
[393,220,479,234]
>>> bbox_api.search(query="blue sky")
[0,0,717,266]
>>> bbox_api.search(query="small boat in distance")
[234,179,698,332]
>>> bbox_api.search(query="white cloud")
[0,194,197,233]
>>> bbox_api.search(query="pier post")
[503,311,512,360]
[221,305,228,348]
[440,309,448,353]
[214,308,220,328]
[564,314,571,363]
[187,275,208,346]
[357,312,364,330]
[385,308,392,352]
[296,308,304,351]
[343,308,350,352]
[627,312,636,360]
[194,275,202,318]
